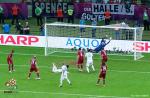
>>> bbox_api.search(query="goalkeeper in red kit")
[7,50,15,73]
[28,56,40,80]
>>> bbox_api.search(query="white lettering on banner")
[35,2,68,14]
[92,4,134,15]
[84,7,92,12]
[0,34,45,47]
[81,13,104,21]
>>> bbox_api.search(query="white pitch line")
[0,90,131,98]
[131,94,149,98]
[0,90,148,98]
[0,64,150,74]
[1,51,150,62]
[0,51,132,61]
[109,70,150,74]
[0,51,44,56]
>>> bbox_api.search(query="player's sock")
[77,65,80,69]
[37,73,40,78]
[86,67,89,73]
[59,83,62,87]
[12,64,14,71]
[59,84,62,87]
[77,65,80,71]
[8,65,11,72]
[28,73,31,78]
[80,65,83,71]
[81,65,83,69]
[52,63,57,72]
[59,80,63,87]
[103,79,105,85]
[66,78,71,84]
[97,79,100,84]
[91,65,95,71]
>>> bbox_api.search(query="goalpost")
[44,22,144,60]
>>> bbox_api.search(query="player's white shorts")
[61,72,68,80]
[86,60,93,67]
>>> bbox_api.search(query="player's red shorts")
[99,72,106,79]
[7,59,13,65]
[102,58,107,63]
[77,58,84,65]
[30,67,38,72]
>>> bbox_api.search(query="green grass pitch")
[0,45,150,98]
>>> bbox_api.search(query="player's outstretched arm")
[106,37,112,45]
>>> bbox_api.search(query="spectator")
[104,9,111,25]
[67,7,74,23]
[134,20,141,27]
[57,6,63,22]
[35,6,43,26]
[79,17,85,37]
[91,18,97,38]
[2,23,11,34]
[121,21,131,40]
[113,0,121,3]
[15,22,23,34]
[114,21,120,40]
[143,8,149,31]
[104,0,109,4]
[0,5,4,24]
[24,21,30,35]
[11,4,20,25]
[40,24,44,36]
[132,0,137,4]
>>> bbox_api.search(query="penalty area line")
[1,51,150,62]
[0,51,132,61]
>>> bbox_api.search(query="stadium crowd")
[0,0,149,36]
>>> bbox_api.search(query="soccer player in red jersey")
[96,62,107,86]
[28,56,40,80]
[100,48,108,63]
[76,48,84,71]
[7,50,15,73]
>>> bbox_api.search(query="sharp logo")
[133,42,150,52]
[0,35,39,45]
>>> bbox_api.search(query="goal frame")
[44,22,144,60]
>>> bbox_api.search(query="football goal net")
[44,22,144,60]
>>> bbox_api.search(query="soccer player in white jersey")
[60,64,71,87]
[85,48,95,73]
[52,63,71,87]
